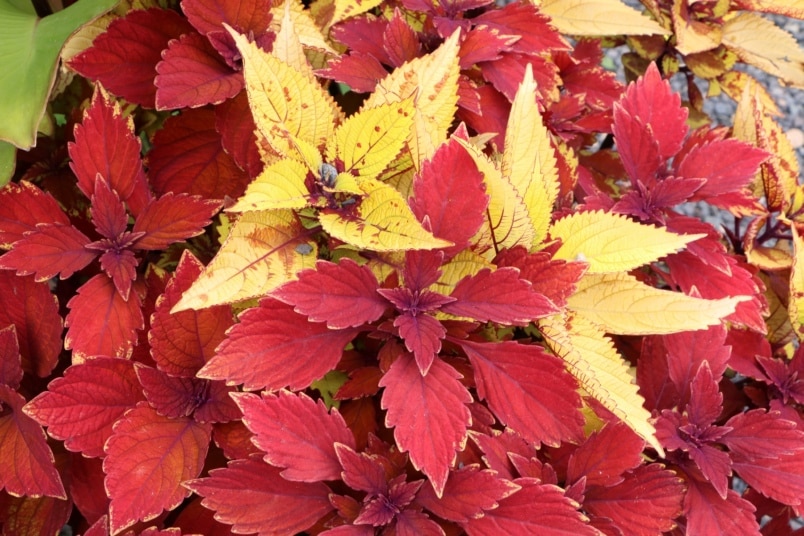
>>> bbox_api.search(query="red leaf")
[184,457,333,535]
[380,354,472,496]
[68,87,149,205]
[334,443,389,495]
[24,357,145,457]
[393,508,444,536]
[480,53,560,103]
[132,193,220,250]
[0,272,62,378]
[98,248,139,301]
[0,223,94,281]
[393,313,445,374]
[272,259,387,329]
[155,32,244,110]
[0,385,66,498]
[199,298,360,391]
[409,129,488,259]
[470,429,538,480]
[104,403,211,534]
[683,478,759,536]
[611,111,661,184]
[676,138,768,199]
[136,365,238,422]
[462,478,596,535]
[68,9,194,108]
[566,422,645,488]
[731,449,804,508]
[415,465,519,522]
[473,3,568,54]
[319,52,389,94]
[212,421,263,461]
[147,107,250,200]
[0,181,70,248]
[0,326,21,389]
[182,0,272,35]
[456,339,584,446]
[214,92,263,178]
[69,453,109,525]
[329,17,389,60]
[494,246,587,308]
[90,176,129,239]
[614,62,687,161]
[235,390,356,482]
[150,251,233,376]
[442,268,558,324]
[382,9,421,65]
[459,27,517,67]
[583,464,684,535]
[65,274,144,361]
[722,410,804,461]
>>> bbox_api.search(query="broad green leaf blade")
[567,272,745,335]
[0,0,118,148]
[172,209,318,312]
[539,312,663,455]
[0,140,14,186]
[550,210,704,272]
[319,179,452,251]
[228,158,311,212]
[503,64,560,247]
[539,0,670,36]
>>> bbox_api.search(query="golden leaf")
[671,0,721,55]
[734,0,804,17]
[540,312,663,455]
[172,210,318,312]
[270,0,310,72]
[550,211,704,273]
[271,0,337,55]
[434,250,495,295]
[567,272,745,335]
[538,0,670,36]
[788,226,804,341]
[228,158,311,212]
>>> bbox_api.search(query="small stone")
[786,128,804,149]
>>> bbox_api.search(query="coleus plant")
[0,0,803,534]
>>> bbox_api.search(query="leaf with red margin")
[136,365,238,423]
[455,339,584,446]
[683,477,759,536]
[182,0,273,35]
[0,493,73,536]
[155,32,244,110]
[494,246,587,308]
[393,313,446,374]
[68,86,149,205]
[132,193,221,250]
[215,92,262,178]
[583,464,684,535]
[147,107,250,200]
[272,258,387,329]
[415,465,519,522]
[24,357,145,457]
[0,181,70,248]
[68,9,195,108]
[0,385,66,498]
[184,457,333,535]
[0,272,62,378]
[566,422,644,488]
[0,326,21,389]
[0,223,94,282]
[380,354,472,496]
[235,390,355,482]
[442,268,558,324]
[198,298,360,391]
[65,274,144,361]
[104,403,211,534]
[461,478,595,535]
[334,443,388,495]
[615,62,687,162]
[150,251,233,377]
[409,138,488,258]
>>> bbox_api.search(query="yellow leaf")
[567,272,745,335]
[540,312,663,455]
[550,211,704,272]
[319,178,453,251]
[457,139,535,258]
[722,12,804,88]
[271,0,337,55]
[327,96,416,178]
[538,0,670,36]
[172,210,318,312]
[330,0,384,27]
[228,158,311,212]
[671,0,721,55]
[434,250,494,296]
[788,226,804,341]
[229,27,341,158]
[270,0,310,72]
[714,71,780,116]
[734,0,804,17]
[503,64,560,247]
[365,30,461,168]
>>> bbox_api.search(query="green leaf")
[0,141,15,186]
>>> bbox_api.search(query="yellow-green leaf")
[550,211,704,272]
[229,27,341,158]
[327,96,416,178]
[567,272,745,335]
[319,178,452,251]
[172,210,317,312]
[503,64,560,247]
[538,0,670,36]
[788,226,804,341]
[540,311,663,454]
[228,158,311,212]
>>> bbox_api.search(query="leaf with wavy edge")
[567,272,745,335]
[539,312,663,454]
[550,211,704,273]
[539,0,670,36]
[172,209,317,312]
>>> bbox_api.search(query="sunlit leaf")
[539,0,670,36]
